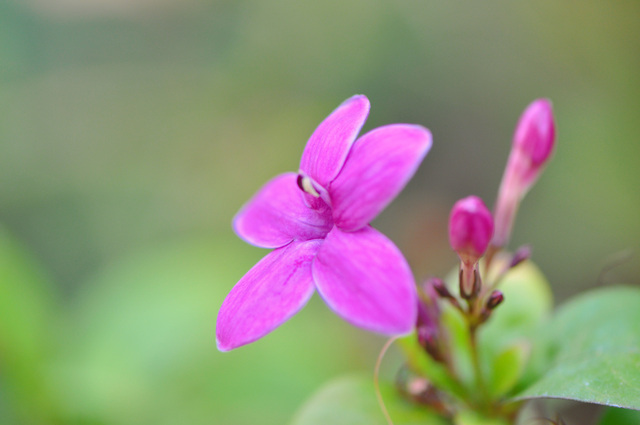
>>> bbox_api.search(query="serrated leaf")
[514,286,640,410]
[291,375,448,425]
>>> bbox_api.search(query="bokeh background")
[1,1,639,424]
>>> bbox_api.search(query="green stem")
[468,322,489,410]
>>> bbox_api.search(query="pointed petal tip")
[340,94,370,110]
[409,124,433,157]
[215,335,232,352]
[330,123,433,231]
[300,96,371,187]
[532,98,553,109]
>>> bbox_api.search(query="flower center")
[296,174,321,198]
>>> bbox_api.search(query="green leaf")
[514,286,640,410]
[291,375,448,425]
[487,342,529,399]
[441,260,553,400]
[453,410,510,425]
[598,407,640,425]
[52,237,374,425]
[479,261,553,382]
[479,260,554,348]
[0,228,58,423]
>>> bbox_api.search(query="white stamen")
[300,176,320,198]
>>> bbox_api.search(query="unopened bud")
[510,245,532,268]
[493,99,556,248]
[449,196,494,266]
[416,300,444,363]
[428,278,452,299]
[486,290,504,310]
[417,326,445,363]
[425,277,461,311]
[513,99,555,176]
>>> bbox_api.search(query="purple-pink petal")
[216,240,322,351]
[312,226,417,335]
[299,95,370,189]
[233,173,333,249]
[329,124,432,232]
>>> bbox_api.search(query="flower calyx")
[449,196,493,300]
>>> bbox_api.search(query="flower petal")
[216,240,322,351]
[330,124,432,231]
[299,95,370,189]
[312,226,417,335]
[233,173,333,248]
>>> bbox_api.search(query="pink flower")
[216,95,432,351]
[493,99,555,248]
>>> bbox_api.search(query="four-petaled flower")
[216,95,432,351]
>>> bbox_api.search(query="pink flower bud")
[448,196,494,266]
[486,290,504,310]
[512,99,556,185]
[493,99,556,248]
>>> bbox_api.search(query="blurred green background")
[1,1,639,424]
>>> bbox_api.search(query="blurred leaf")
[453,410,509,425]
[291,374,448,425]
[479,260,553,351]
[598,407,640,425]
[0,228,57,423]
[514,286,640,410]
[50,236,369,425]
[397,334,468,401]
[478,260,554,393]
[487,342,529,399]
[441,300,474,390]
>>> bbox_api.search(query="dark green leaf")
[514,286,640,410]
[598,407,640,425]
